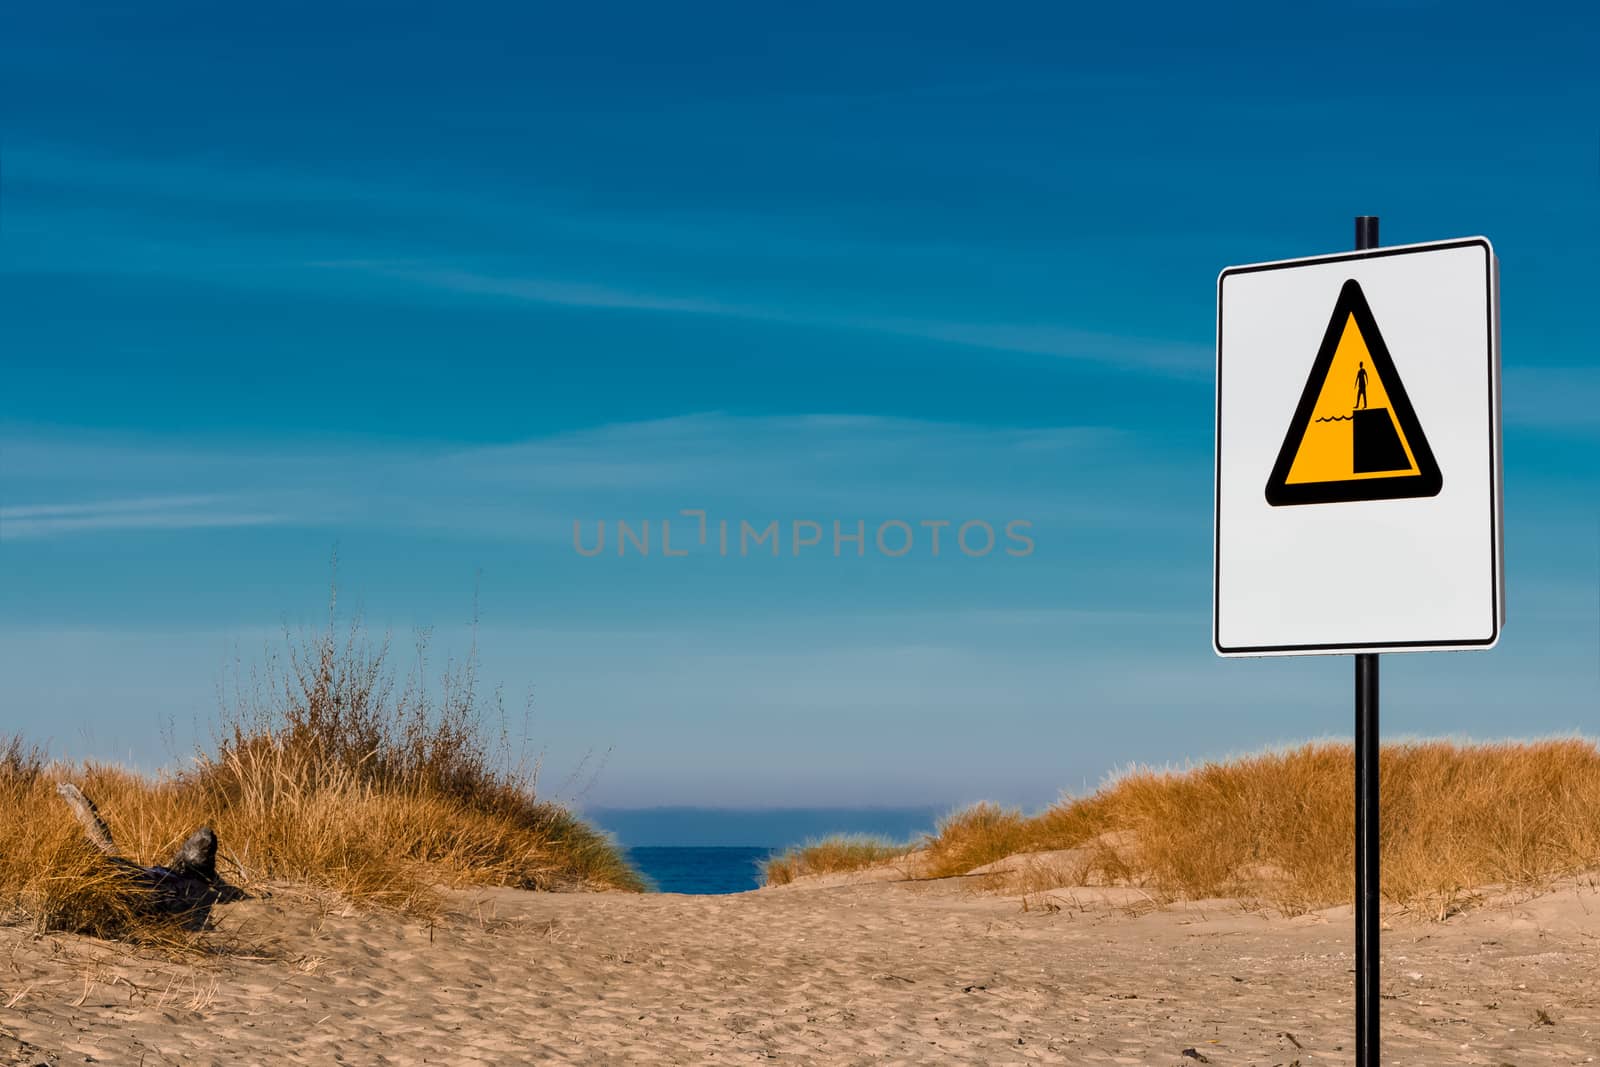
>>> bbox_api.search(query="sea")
[625,846,773,894]
[590,806,944,896]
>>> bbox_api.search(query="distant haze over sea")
[585,807,946,850]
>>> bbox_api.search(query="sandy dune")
[2,870,1596,1065]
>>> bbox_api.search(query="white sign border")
[1213,237,1503,657]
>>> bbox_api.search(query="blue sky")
[2,2,1596,809]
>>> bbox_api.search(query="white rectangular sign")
[1214,238,1503,656]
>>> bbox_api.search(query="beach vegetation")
[763,834,916,886]
[766,739,1600,916]
[0,599,642,939]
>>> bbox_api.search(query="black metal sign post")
[1355,650,1380,1064]
[1353,215,1382,1067]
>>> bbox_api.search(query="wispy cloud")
[365,266,746,317]
[1,414,1161,541]
[3,143,1049,266]
[338,262,1210,374]
[860,315,1210,371]
[0,494,285,540]
[9,145,1211,377]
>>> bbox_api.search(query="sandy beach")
[4,866,1596,1066]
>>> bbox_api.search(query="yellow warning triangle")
[1265,280,1442,506]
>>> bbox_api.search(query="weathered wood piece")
[56,783,245,930]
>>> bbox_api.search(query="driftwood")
[56,783,245,930]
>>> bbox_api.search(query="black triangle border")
[1264,279,1443,506]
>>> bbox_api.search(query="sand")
[2,869,1597,1065]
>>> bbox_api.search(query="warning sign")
[1264,280,1442,506]
[1215,237,1501,656]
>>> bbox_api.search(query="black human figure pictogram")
[1355,361,1369,410]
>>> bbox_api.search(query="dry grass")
[767,740,1600,916]
[0,603,642,941]
[763,835,915,886]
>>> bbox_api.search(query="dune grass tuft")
[1,605,642,939]
[767,740,1600,915]
[763,835,915,886]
